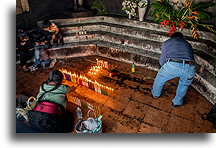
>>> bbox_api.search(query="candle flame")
[59,68,114,92]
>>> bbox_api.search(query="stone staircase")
[38,16,216,104]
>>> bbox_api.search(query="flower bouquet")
[137,0,148,21]
[138,0,148,8]
[122,0,137,19]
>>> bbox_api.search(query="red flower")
[191,26,199,39]
[179,21,186,30]
[160,20,171,27]
[168,22,177,36]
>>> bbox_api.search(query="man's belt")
[170,59,195,66]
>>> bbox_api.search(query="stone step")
[50,41,160,66]
[38,17,216,56]
[193,73,216,104]
[38,16,215,43]
[59,22,215,57]
[50,40,216,89]
[62,31,216,76]
[36,16,216,104]
[48,41,216,104]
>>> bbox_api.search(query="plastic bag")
[75,110,102,133]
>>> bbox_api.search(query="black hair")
[171,32,184,39]
[42,20,51,28]
[48,70,63,84]
[20,35,29,40]
[38,70,64,101]
[31,30,46,42]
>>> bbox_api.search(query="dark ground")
[16,55,216,133]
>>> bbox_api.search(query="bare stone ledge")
[36,16,216,104]
[59,22,215,57]
[37,16,215,43]
[62,32,215,76]
[48,42,216,104]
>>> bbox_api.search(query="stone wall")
[37,16,216,104]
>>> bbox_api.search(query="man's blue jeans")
[34,44,50,65]
[151,61,196,105]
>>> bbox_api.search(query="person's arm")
[159,42,167,66]
[51,23,59,34]
[61,85,72,93]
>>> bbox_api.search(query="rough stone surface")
[16,55,216,133]
[37,16,216,103]
[48,43,215,104]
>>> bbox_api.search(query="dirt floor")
[16,55,216,133]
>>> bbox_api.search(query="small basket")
[16,96,38,122]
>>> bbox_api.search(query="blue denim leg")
[172,64,196,105]
[34,45,41,65]
[152,62,181,98]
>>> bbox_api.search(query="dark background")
[16,0,131,29]
[16,0,216,31]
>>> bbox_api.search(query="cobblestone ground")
[16,56,216,133]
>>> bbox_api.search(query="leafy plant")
[90,1,106,15]
[149,0,216,39]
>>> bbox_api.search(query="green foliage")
[149,0,215,22]
[148,0,216,38]
[90,1,107,15]
[191,1,216,11]
[149,0,173,21]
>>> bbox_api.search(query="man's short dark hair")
[42,20,51,28]
[171,32,184,39]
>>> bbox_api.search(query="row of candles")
[67,94,101,114]
[76,31,87,36]
[88,59,109,75]
[59,68,114,96]
[96,58,108,69]
[88,65,102,75]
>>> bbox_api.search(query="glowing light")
[59,68,114,92]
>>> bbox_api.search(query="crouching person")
[27,70,74,133]
[42,20,64,47]
[29,29,51,71]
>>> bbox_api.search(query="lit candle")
[105,62,108,68]
[94,83,101,94]
[71,75,77,83]
[82,77,89,88]
[65,73,71,81]
[77,77,82,85]
[88,81,95,91]
[101,86,108,96]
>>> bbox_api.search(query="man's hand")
[41,42,46,45]
[52,34,56,39]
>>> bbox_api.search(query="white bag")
[75,110,102,133]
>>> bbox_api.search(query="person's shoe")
[29,64,42,71]
[151,94,159,98]
[50,58,57,67]
[171,103,182,109]
[151,93,160,98]
[41,62,50,68]
[22,65,29,72]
